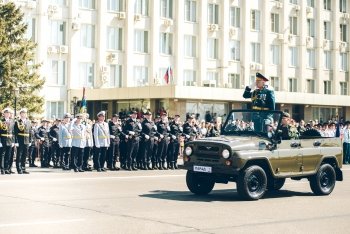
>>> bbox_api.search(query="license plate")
[193,165,212,173]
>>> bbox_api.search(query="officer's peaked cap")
[2,107,13,114]
[63,113,71,118]
[97,111,106,117]
[112,113,119,118]
[256,72,269,81]
[282,112,290,118]
[19,108,28,113]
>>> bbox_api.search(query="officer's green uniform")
[243,73,275,111]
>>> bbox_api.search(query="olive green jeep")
[180,110,343,200]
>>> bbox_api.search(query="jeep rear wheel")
[237,165,267,200]
[186,171,215,195]
[267,178,286,191]
[310,164,336,196]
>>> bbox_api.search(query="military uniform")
[35,120,51,168]
[71,115,86,172]
[93,111,110,172]
[123,111,141,170]
[14,109,32,174]
[58,113,73,170]
[156,115,169,169]
[140,112,157,170]
[49,121,60,168]
[168,115,182,169]
[0,109,15,174]
[107,114,124,171]
[83,118,94,171]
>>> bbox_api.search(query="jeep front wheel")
[186,171,215,195]
[310,164,336,196]
[237,165,267,200]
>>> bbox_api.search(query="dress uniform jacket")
[84,121,94,147]
[93,121,110,148]
[71,123,86,148]
[58,123,72,148]
[14,119,32,145]
[35,126,51,147]
[243,85,275,110]
[0,118,15,146]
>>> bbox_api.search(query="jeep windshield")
[222,110,282,138]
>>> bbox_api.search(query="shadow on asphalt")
[140,189,314,202]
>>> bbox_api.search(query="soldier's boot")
[157,162,163,170]
[147,163,153,170]
[174,162,178,169]
[162,162,168,170]
[131,164,138,171]
[141,163,147,170]
[152,162,157,170]
[125,164,132,171]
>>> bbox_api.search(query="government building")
[14,0,350,122]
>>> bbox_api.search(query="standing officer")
[243,72,275,111]
[28,120,39,167]
[14,108,31,174]
[83,114,93,171]
[49,119,61,168]
[0,108,16,174]
[35,120,51,168]
[123,111,141,170]
[168,114,182,170]
[71,114,86,172]
[93,111,110,172]
[140,111,156,170]
[107,114,123,171]
[59,113,72,170]
[183,115,195,143]
[156,113,169,170]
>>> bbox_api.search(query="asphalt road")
[0,165,349,234]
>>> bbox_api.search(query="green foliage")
[0,2,44,116]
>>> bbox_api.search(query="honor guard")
[243,73,275,111]
[93,111,110,172]
[49,119,61,168]
[156,112,170,170]
[0,108,15,174]
[59,113,73,170]
[14,108,31,174]
[182,115,195,143]
[71,114,86,172]
[123,111,141,170]
[140,111,156,170]
[168,114,182,169]
[28,120,39,168]
[107,114,124,171]
[83,114,93,171]
[35,119,51,168]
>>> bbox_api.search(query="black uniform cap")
[256,72,269,81]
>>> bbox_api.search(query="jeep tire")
[267,178,286,191]
[237,165,267,200]
[310,164,336,195]
[186,171,215,195]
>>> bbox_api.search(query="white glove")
[129,131,135,136]
[166,137,170,141]
[172,135,176,140]
[154,136,158,141]
[11,143,15,147]
[153,125,157,130]
[15,143,19,147]
[59,144,63,148]
[248,83,256,89]
[41,137,45,141]
[167,126,171,131]
[145,135,150,140]
[53,138,57,142]
[0,142,2,147]
[160,134,164,139]
[137,123,142,129]
[186,134,190,139]
[179,127,183,131]
[110,135,115,139]
[118,126,122,131]
[193,127,197,132]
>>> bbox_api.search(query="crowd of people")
[0,107,222,175]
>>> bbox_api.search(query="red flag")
[163,67,169,84]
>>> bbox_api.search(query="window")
[134,30,148,53]
[107,27,122,50]
[227,73,240,89]
[160,33,173,55]
[107,0,124,12]
[289,16,298,35]
[288,78,297,92]
[307,49,316,69]
[251,43,261,63]
[110,65,122,87]
[290,0,298,4]
[324,21,332,40]
[324,81,332,94]
[25,18,36,42]
[289,47,298,67]
[340,82,348,95]
[270,77,280,91]
[50,0,66,5]
[307,0,314,7]
[134,0,149,16]
[307,19,315,37]
[183,70,196,86]
[324,0,331,10]
[340,24,347,42]
[270,45,280,65]
[80,24,95,48]
[230,7,240,27]
[306,79,315,93]
[205,72,218,87]
[160,0,173,18]
[46,101,64,120]
[271,13,279,33]
[184,35,196,57]
[133,66,148,87]
[208,3,219,24]
[50,20,66,45]
[185,0,196,22]
[251,10,260,31]
[79,63,94,87]
[229,40,240,61]
[79,0,95,9]
[324,51,332,70]
[340,52,348,71]
[340,0,347,13]
[207,38,218,59]
[50,60,65,85]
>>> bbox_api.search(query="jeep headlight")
[185,146,193,156]
[222,149,230,159]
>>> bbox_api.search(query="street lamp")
[72,96,78,116]
[14,87,19,117]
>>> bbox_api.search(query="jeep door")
[276,139,303,175]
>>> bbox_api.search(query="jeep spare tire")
[310,164,336,195]
[237,165,267,200]
[186,170,215,195]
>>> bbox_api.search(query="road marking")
[0,219,85,228]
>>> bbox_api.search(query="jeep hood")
[195,135,267,151]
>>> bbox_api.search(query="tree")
[0,2,44,116]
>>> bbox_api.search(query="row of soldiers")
[0,107,210,175]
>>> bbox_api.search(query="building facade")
[14,0,350,122]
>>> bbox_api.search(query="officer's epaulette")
[264,85,274,91]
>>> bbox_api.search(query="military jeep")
[180,110,343,200]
